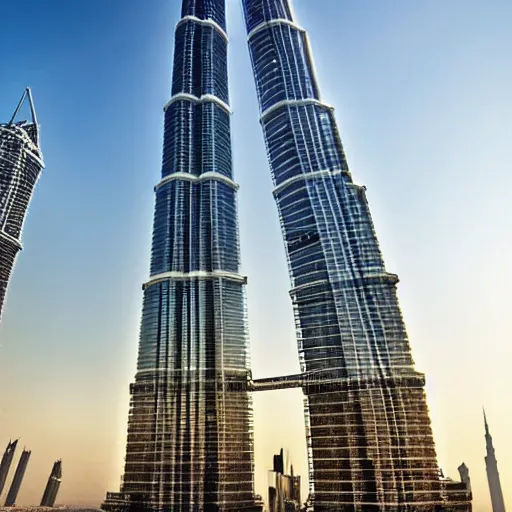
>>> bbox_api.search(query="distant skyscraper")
[0,440,18,498]
[484,410,506,512]
[4,448,31,506]
[458,463,471,493]
[268,449,301,512]
[241,0,469,510]
[102,1,259,511]
[40,459,62,507]
[0,88,44,323]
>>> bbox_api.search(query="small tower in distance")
[483,409,506,512]
[40,459,62,507]
[0,440,18,497]
[4,447,31,506]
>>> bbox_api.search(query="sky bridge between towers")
[231,371,427,393]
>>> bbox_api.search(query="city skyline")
[2,1,506,510]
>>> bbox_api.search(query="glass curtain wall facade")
[103,1,257,511]
[0,89,44,323]
[242,1,453,510]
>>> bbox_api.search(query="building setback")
[40,459,62,507]
[241,0,470,510]
[484,410,506,512]
[4,448,31,506]
[102,0,259,511]
[0,88,44,323]
[0,440,18,497]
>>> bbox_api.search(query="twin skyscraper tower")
[103,1,470,511]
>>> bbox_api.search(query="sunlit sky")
[0,1,510,511]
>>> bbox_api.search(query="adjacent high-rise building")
[40,459,62,507]
[0,88,44,323]
[484,410,506,512]
[0,440,18,498]
[4,448,31,506]
[241,0,469,510]
[102,1,259,511]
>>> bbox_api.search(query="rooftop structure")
[458,462,471,493]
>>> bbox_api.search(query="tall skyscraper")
[0,440,18,498]
[484,410,506,512]
[242,1,468,510]
[4,448,31,506]
[0,88,44,323]
[102,1,258,511]
[40,459,62,507]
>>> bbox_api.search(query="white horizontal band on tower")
[177,15,228,42]
[143,270,247,290]
[364,272,400,285]
[155,171,239,192]
[260,98,333,123]
[164,92,231,115]
[289,279,329,296]
[247,18,304,41]
[0,230,22,250]
[273,168,346,196]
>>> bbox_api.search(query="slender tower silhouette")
[241,0,466,510]
[0,88,44,323]
[40,459,62,507]
[0,440,18,498]
[484,409,506,512]
[4,448,31,506]
[102,1,258,511]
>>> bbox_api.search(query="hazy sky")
[0,1,510,511]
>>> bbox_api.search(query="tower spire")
[9,87,38,126]
[483,406,490,435]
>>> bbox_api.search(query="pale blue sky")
[0,1,510,510]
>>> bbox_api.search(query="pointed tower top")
[9,87,38,125]
[7,87,41,148]
[483,407,490,435]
